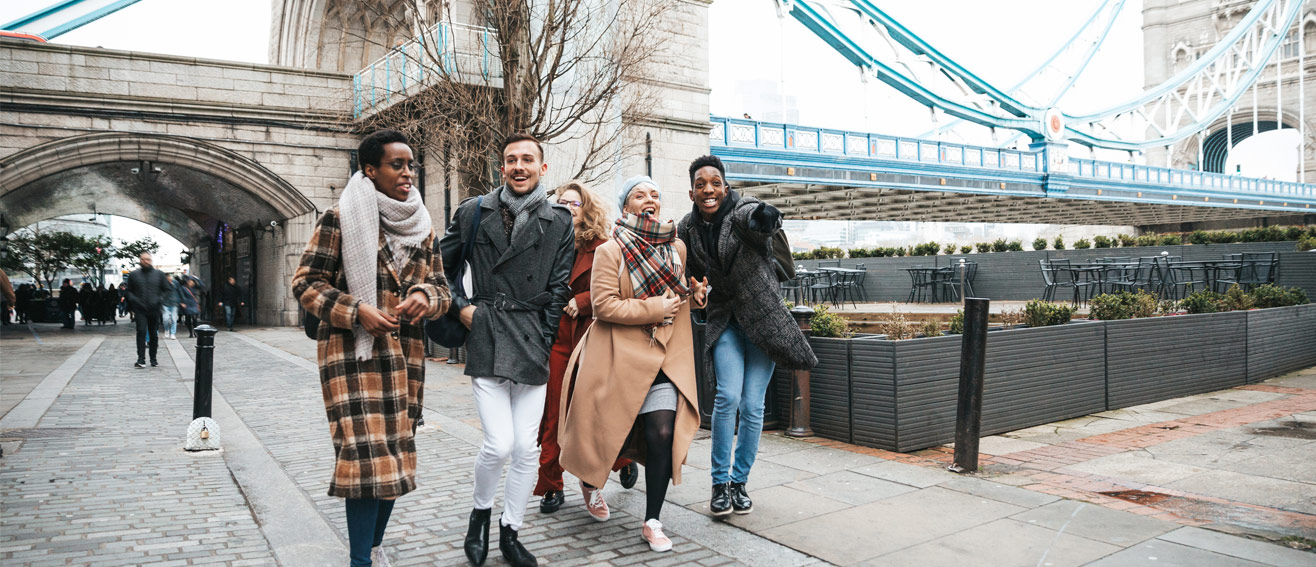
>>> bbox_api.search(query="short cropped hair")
[502,133,544,160]
[687,155,726,186]
[358,129,409,169]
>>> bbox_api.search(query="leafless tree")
[334,0,679,197]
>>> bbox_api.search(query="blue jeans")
[710,320,777,485]
[163,306,178,335]
[345,498,395,566]
[224,305,236,329]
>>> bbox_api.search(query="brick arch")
[0,132,315,221]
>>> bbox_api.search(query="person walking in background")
[98,284,117,325]
[533,181,639,516]
[219,276,244,331]
[292,129,450,567]
[124,253,172,368]
[15,282,33,324]
[180,278,200,338]
[58,279,78,329]
[440,133,575,567]
[78,282,97,326]
[162,276,182,339]
[559,175,707,552]
[678,155,817,517]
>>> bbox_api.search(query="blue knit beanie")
[617,175,659,213]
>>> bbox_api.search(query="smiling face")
[502,140,547,195]
[557,188,583,221]
[623,183,661,218]
[364,142,415,201]
[689,165,728,221]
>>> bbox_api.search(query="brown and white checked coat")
[292,207,451,500]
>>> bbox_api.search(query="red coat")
[555,238,605,349]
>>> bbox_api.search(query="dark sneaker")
[619,462,639,489]
[539,489,564,514]
[150,360,159,367]
[709,482,732,517]
[729,482,753,514]
[133,361,146,369]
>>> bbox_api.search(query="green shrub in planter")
[1007,240,1024,252]
[1117,234,1136,247]
[793,251,810,261]
[1160,234,1182,245]
[1188,231,1209,245]
[911,242,940,256]
[893,247,905,257]
[1089,290,1157,320]
[1032,237,1047,251]
[943,243,958,255]
[1053,236,1065,250]
[976,242,993,253]
[1251,284,1309,308]
[948,310,964,334]
[1074,238,1091,249]
[1134,234,1159,246]
[921,320,941,338]
[960,245,973,254]
[1179,290,1228,314]
[1284,226,1305,240]
[1223,284,1254,311]
[992,238,1009,253]
[1299,235,1316,252]
[810,304,853,338]
[1024,299,1074,327]
[1093,235,1113,248]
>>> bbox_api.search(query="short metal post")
[786,305,815,438]
[959,258,966,308]
[192,325,217,420]
[950,298,988,473]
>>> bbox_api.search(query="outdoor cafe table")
[904,266,945,303]
[1167,260,1243,293]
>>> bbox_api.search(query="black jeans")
[135,309,162,363]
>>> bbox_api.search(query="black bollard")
[192,325,218,420]
[950,298,989,473]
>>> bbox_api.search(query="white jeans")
[471,377,546,530]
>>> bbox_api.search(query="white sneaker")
[641,519,672,552]
[371,545,392,567]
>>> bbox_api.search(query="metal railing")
[352,20,501,118]
[1068,157,1315,201]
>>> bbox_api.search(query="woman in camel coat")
[560,175,706,553]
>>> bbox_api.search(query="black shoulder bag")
[425,196,483,347]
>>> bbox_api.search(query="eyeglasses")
[386,161,420,172]
[561,200,583,208]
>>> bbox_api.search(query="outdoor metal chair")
[808,270,839,305]
[906,267,936,303]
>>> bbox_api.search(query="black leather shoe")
[498,522,538,567]
[150,360,159,367]
[463,508,490,566]
[709,482,733,516]
[729,482,753,514]
[539,490,564,514]
[133,361,146,369]
[619,462,639,489]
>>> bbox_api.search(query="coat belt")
[472,292,548,312]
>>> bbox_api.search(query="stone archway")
[0,132,319,325]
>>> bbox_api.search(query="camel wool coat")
[559,239,703,488]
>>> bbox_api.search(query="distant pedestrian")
[218,276,244,331]
[78,282,97,325]
[124,253,171,368]
[292,129,450,567]
[58,279,78,329]
[678,155,817,517]
[15,282,33,323]
[180,279,200,337]
[98,284,117,325]
[162,276,182,339]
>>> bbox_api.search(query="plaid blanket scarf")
[613,214,690,337]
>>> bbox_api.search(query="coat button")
[523,334,530,341]
[526,274,532,281]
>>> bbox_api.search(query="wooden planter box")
[1104,312,1247,408]
[1245,303,1316,383]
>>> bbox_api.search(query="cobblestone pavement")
[0,324,275,567]
[1,322,103,420]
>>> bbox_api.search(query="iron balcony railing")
[352,20,501,118]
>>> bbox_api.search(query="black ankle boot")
[498,522,538,567]
[464,508,491,566]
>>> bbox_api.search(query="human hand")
[689,277,709,306]
[564,297,579,318]
[460,305,477,329]
[396,291,429,320]
[358,303,399,336]
[661,290,683,319]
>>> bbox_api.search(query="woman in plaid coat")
[292,130,450,567]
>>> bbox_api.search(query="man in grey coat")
[124,253,173,368]
[440,133,574,567]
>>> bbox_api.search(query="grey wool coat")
[679,195,817,372]
[439,187,576,385]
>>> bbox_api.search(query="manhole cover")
[1247,421,1316,440]
[0,427,95,440]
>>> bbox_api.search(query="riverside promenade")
[2,321,1313,566]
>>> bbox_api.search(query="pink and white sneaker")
[641,519,672,552]
[581,481,610,522]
